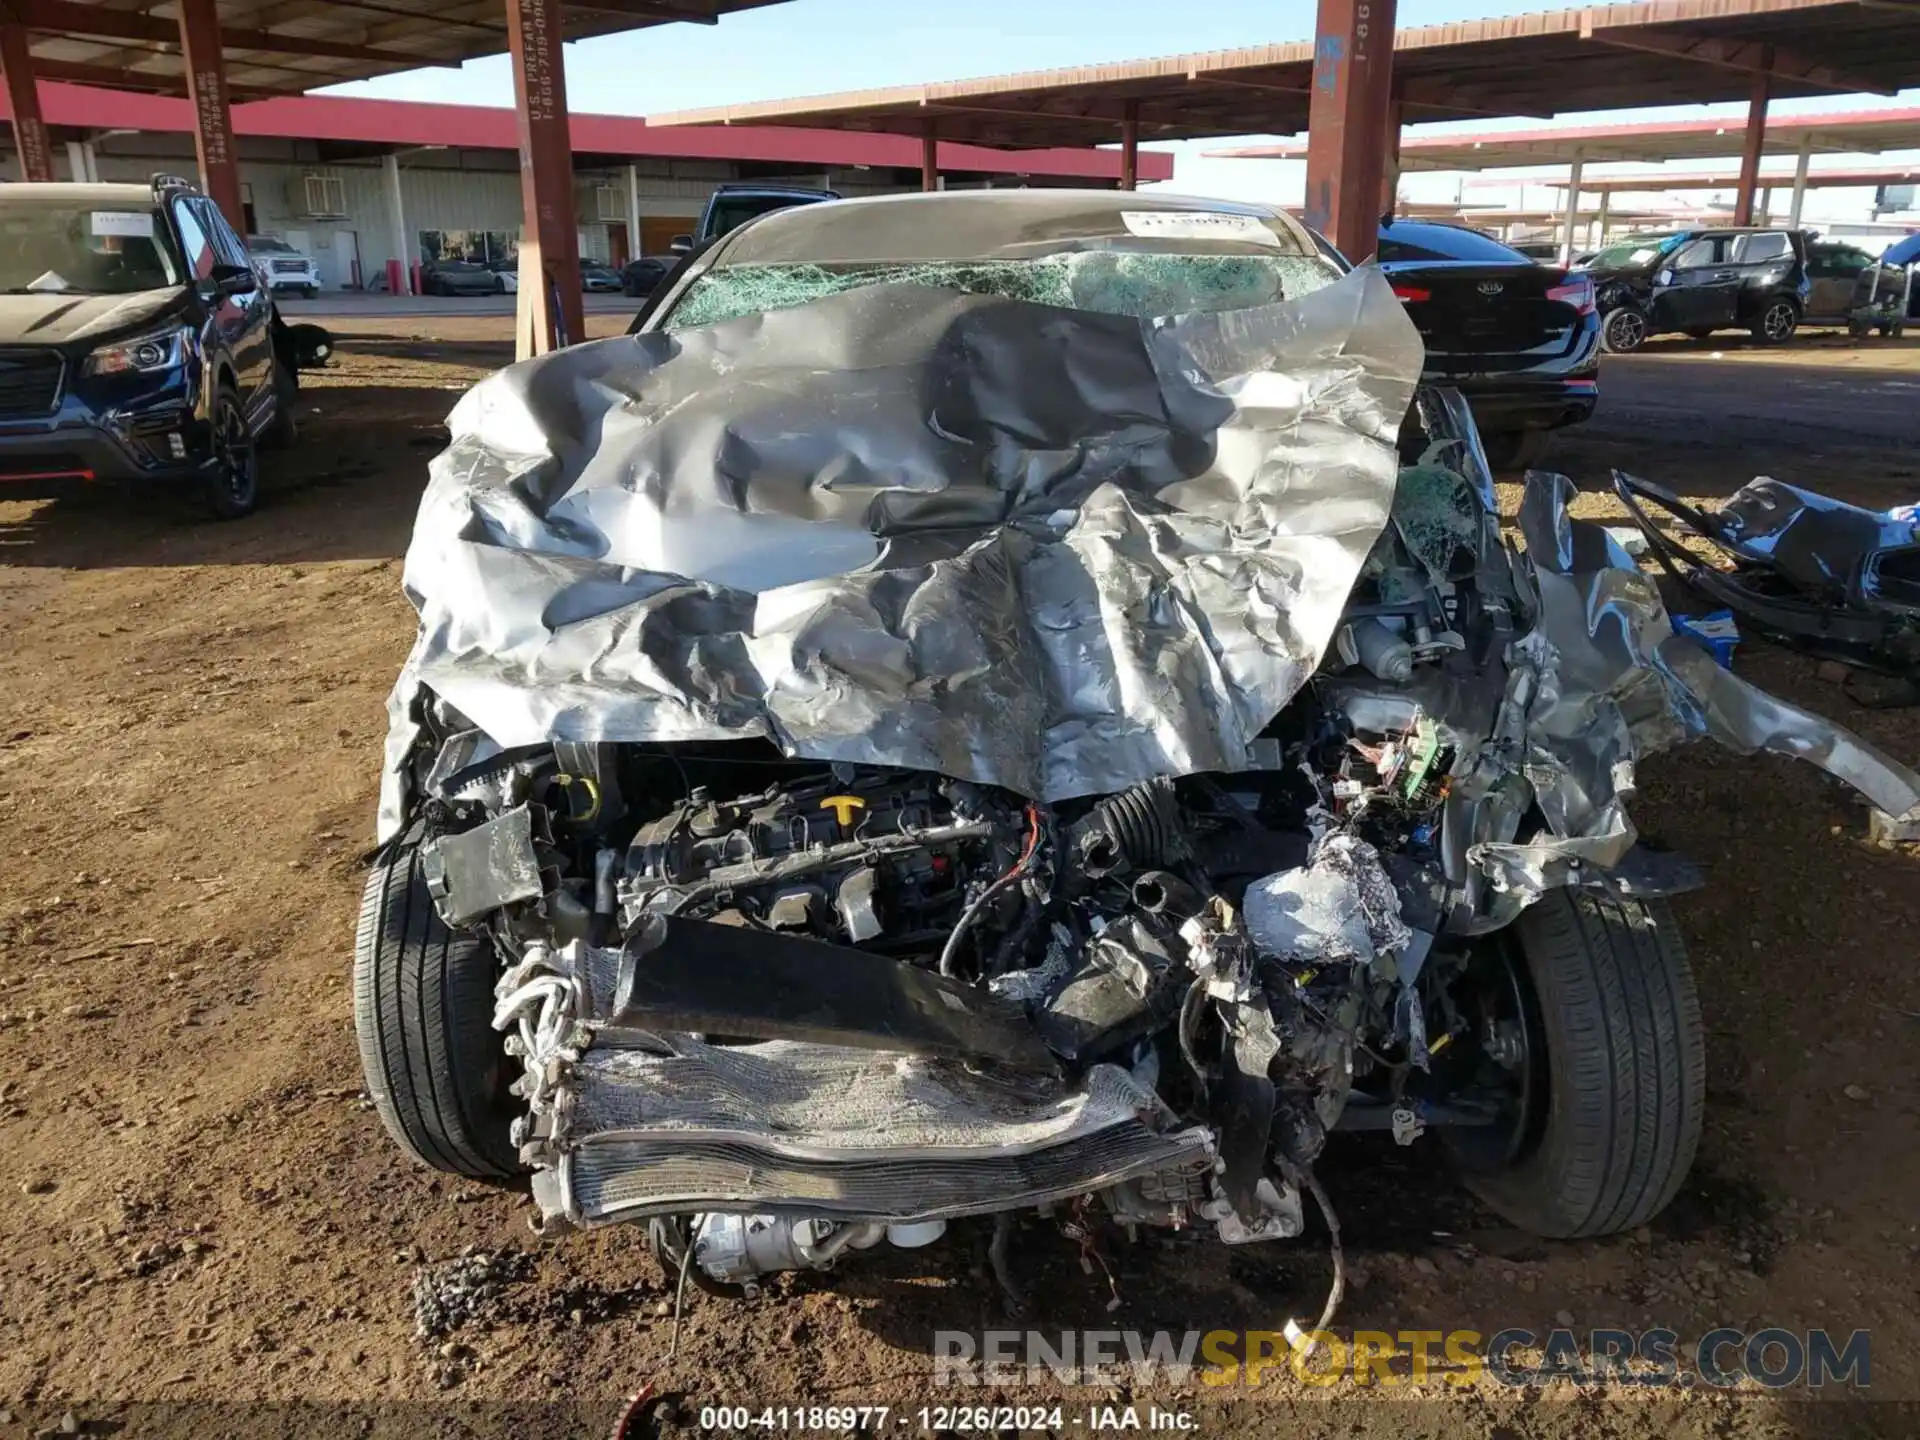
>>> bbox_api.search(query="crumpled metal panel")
[379,268,1422,841]
[1471,473,1920,891]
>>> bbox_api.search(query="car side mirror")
[209,262,254,297]
[670,234,693,256]
[1655,268,1675,288]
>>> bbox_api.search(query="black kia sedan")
[1375,220,1600,471]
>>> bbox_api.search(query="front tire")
[1752,299,1799,345]
[1447,889,1705,1238]
[202,385,258,520]
[352,841,525,1181]
[1601,307,1648,353]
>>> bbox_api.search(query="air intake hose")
[1072,778,1188,879]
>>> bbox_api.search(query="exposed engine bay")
[365,245,1920,1308]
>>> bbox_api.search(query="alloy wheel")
[1604,309,1646,352]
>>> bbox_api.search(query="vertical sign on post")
[507,0,584,358]
[0,22,53,183]
[175,0,246,231]
[1303,0,1398,265]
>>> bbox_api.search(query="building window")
[303,173,348,219]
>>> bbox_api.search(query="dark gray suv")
[1584,226,1810,352]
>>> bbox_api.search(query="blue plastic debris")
[1673,610,1741,668]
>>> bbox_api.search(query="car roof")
[710,189,1318,267]
[0,181,157,207]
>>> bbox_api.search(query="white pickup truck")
[246,234,321,299]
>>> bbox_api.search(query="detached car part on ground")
[1619,474,1920,683]
[356,193,1920,1310]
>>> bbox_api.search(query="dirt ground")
[1,314,1917,1440]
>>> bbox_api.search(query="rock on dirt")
[410,1250,535,1339]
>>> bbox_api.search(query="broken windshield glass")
[664,251,1341,330]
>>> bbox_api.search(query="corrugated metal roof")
[650,0,1920,148]
[13,0,791,100]
[1470,163,1920,192]
[1212,106,1920,169]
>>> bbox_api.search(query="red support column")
[0,21,53,183]
[175,0,245,230]
[921,121,938,192]
[1378,90,1403,218]
[1302,0,1398,265]
[1120,101,1139,192]
[1732,55,1773,227]
[506,0,583,357]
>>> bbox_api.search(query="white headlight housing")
[85,324,192,377]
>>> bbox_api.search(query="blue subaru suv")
[0,174,295,518]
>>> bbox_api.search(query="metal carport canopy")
[649,1,1920,149]
[1526,162,1920,192]
[1211,106,1920,170]
[2,0,793,99]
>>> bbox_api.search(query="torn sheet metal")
[1471,472,1920,891]
[379,267,1422,841]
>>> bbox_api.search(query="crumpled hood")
[378,266,1425,840]
[0,287,183,345]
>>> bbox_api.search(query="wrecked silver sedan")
[356,193,1920,1304]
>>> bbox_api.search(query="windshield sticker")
[91,210,155,239]
[1120,211,1282,247]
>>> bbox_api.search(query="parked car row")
[1578,225,1909,352]
[415,256,675,298]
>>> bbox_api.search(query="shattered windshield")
[1583,232,1688,270]
[662,250,1343,330]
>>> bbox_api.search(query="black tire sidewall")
[352,842,525,1181]
[1448,888,1704,1239]
[204,387,258,519]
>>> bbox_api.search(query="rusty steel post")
[1120,101,1139,191]
[175,0,246,229]
[1378,89,1403,217]
[0,21,53,183]
[1303,0,1398,264]
[1733,55,1773,227]
[506,0,583,357]
[921,120,938,192]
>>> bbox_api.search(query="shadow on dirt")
[0,391,450,570]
